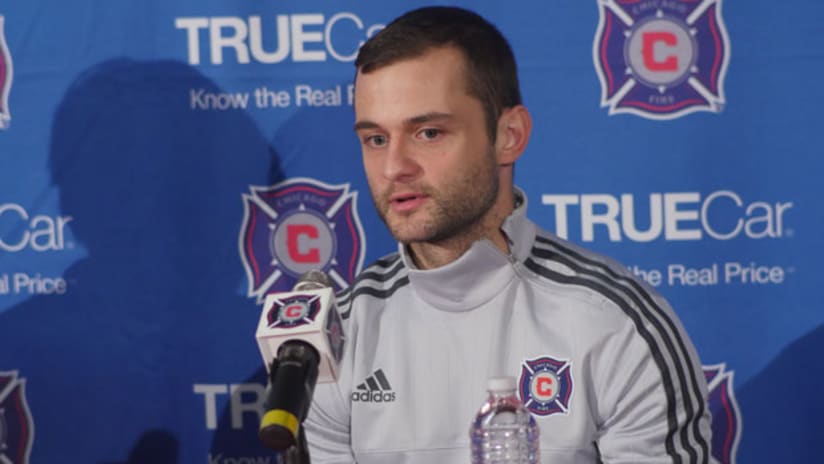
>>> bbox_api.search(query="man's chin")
[389,230,426,245]
[386,223,432,245]
[382,211,443,243]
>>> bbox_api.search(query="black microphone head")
[259,422,297,451]
[275,340,320,366]
[293,269,333,291]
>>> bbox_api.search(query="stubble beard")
[370,146,500,247]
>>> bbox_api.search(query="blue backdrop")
[0,1,821,463]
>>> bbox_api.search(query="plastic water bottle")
[470,377,540,464]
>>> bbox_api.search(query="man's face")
[354,46,500,245]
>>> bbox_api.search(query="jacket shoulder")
[336,252,409,318]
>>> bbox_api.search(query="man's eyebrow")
[354,120,380,132]
[354,112,454,132]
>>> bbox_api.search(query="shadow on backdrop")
[100,429,179,464]
[0,58,281,463]
[209,101,375,462]
[737,323,824,462]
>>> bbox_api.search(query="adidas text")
[351,391,396,403]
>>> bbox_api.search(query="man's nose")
[383,138,421,181]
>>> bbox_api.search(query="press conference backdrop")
[0,1,820,463]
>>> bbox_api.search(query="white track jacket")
[305,191,713,464]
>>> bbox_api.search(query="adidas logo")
[351,369,397,403]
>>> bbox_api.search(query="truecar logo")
[175,12,385,65]
[541,190,793,242]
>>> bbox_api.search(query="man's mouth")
[388,192,428,212]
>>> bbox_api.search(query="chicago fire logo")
[240,178,365,303]
[0,16,13,129]
[0,371,34,464]
[704,363,741,464]
[265,294,323,329]
[593,0,730,119]
[518,356,573,416]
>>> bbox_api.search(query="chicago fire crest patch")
[593,0,730,119]
[704,363,741,464]
[0,16,13,129]
[0,371,34,464]
[518,356,573,416]
[240,178,365,302]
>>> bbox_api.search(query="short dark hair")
[355,6,522,141]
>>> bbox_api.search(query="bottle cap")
[487,376,516,392]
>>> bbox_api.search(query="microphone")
[255,270,345,452]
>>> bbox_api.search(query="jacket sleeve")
[304,380,356,463]
[593,298,716,464]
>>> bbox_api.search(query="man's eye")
[366,135,387,147]
[419,128,441,140]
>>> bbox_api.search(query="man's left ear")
[495,105,532,166]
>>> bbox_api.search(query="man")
[305,6,713,463]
